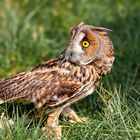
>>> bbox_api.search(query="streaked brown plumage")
[0,22,114,139]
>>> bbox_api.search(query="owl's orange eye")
[82,41,90,48]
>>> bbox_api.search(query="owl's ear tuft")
[91,27,112,35]
[69,25,78,37]
[69,22,85,36]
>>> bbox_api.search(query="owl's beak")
[65,47,84,66]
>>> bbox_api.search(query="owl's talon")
[68,116,89,123]
[41,125,61,140]
[69,119,78,123]
[0,118,14,129]
[42,108,63,140]
[81,116,89,123]
[62,107,84,123]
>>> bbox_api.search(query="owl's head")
[64,22,114,66]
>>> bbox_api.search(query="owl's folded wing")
[0,69,82,109]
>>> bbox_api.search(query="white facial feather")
[72,32,85,54]
[65,32,86,64]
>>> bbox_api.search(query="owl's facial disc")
[65,32,86,65]
[65,27,102,66]
[78,29,101,65]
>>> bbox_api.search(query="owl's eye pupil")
[82,41,90,48]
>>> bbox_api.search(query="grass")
[0,0,140,139]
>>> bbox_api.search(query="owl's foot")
[42,125,61,140]
[61,107,88,123]
[42,108,63,140]
[0,113,14,129]
[0,119,14,129]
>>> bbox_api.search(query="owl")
[0,22,114,139]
